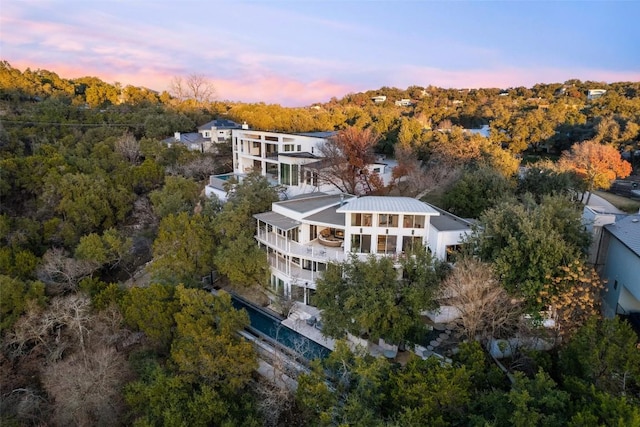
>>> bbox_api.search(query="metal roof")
[605,214,640,257]
[254,211,301,231]
[428,204,473,231]
[337,196,439,215]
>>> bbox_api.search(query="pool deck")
[282,304,336,350]
[281,302,455,363]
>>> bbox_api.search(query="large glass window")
[378,214,399,227]
[351,213,373,227]
[402,236,423,253]
[403,215,425,228]
[280,163,299,186]
[351,234,371,253]
[377,235,397,254]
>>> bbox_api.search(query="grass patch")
[593,190,640,213]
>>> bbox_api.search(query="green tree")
[467,195,589,310]
[121,283,179,350]
[391,356,472,426]
[75,228,133,271]
[170,286,257,392]
[125,361,259,427]
[149,175,200,219]
[316,247,441,345]
[441,166,515,218]
[559,317,640,397]
[0,275,46,333]
[148,212,216,286]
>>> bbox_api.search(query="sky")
[2,1,639,107]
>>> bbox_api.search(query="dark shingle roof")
[198,119,242,130]
[605,214,640,257]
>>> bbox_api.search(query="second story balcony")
[256,229,346,263]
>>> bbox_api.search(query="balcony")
[256,229,346,263]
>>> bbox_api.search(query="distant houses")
[162,119,242,153]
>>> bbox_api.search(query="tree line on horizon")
[1,62,639,426]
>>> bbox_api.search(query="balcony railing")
[268,253,320,285]
[256,230,346,263]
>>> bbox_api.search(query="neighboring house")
[587,89,607,100]
[371,95,387,103]
[254,193,472,306]
[394,98,413,107]
[465,124,490,138]
[197,119,242,143]
[163,131,210,152]
[206,128,395,201]
[163,118,242,153]
[597,213,640,318]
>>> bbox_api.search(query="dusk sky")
[2,1,639,106]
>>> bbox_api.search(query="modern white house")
[254,193,472,306]
[206,128,395,201]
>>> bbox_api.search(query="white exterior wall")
[231,129,330,198]
[342,211,431,255]
[428,227,468,260]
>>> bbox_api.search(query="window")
[351,213,373,227]
[265,136,278,142]
[351,234,371,253]
[283,144,294,152]
[402,236,423,252]
[304,170,318,186]
[297,145,302,151]
[403,215,425,228]
[446,245,462,263]
[280,163,299,186]
[291,285,304,303]
[378,214,398,227]
[377,235,397,254]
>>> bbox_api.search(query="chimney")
[340,194,345,206]
[174,132,181,142]
[242,121,249,130]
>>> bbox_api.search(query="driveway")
[583,191,624,214]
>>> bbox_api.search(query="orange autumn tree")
[559,139,632,204]
[541,259,606,338]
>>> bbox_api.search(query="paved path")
[583,191,624,214]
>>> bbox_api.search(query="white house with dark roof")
[254,194,472,306]
[163,118,241,153]
[197,119,242,143]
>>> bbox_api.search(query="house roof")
[337,196,440,215]
[605,214,640,257]
[254,211,301,231]
[294,131,338,139]
[162,132,207,145]
[197,119,241,130]
[305,205,345,227]
[429,205,473,232]
[278,152,318,159]
[276,194,353,214]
